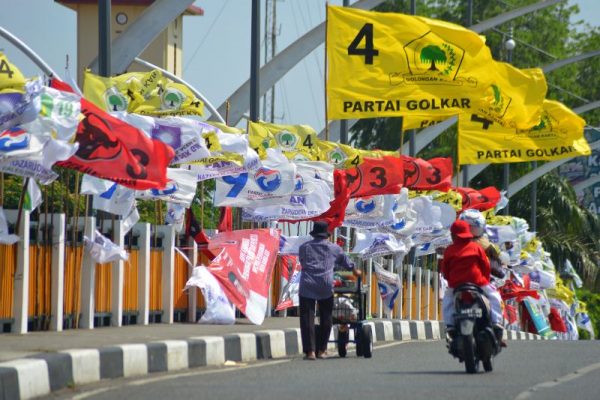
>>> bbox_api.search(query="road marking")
[72,360,290,399]
[514,361,600,400]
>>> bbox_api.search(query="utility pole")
[503,27,515,215]
[250,0,261,122]
[262,0,277,122]
[408,0,417,157]
[462,0,473,187]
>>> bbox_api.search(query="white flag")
[0,159,58,184]
[0,207,19,244]
[34,85,81,141]
[214,149,296,207]
[352,231,408,259]
[24,179,42,212]
[185,266,235,325]
[83,230,128,264]
[81,175,136,216]
[136,167,197,207]
[374,265,401,314]
[279,234,312,255]
[165,202,186,233]
[0,78,42,131]
[344,194,396,229]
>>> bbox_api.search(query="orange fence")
[174,251,188,312]
[0,244,17,320]
[28,245,52,321]
[149,249,162,312]
[123,250,139,313]
[94,262,112,313]
[64,246,84,322]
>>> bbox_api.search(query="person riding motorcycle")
[441,219,506,347]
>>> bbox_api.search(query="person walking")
[298,221,361,360]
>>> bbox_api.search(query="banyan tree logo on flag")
[328,148,347,165]
[511,112,565,141]
[104,87,128,112]
[254,167,282,192]
[276,130,299,151]
[0,127,30,152]
[161,88,185,110]
[391,33,472,87]
[487,84,511,116]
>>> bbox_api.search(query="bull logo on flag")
[75,112,122,161]
[254,167,282,192]
[403,158,420,187]
[0,127,30,152]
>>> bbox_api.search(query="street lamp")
[503,28,515,215]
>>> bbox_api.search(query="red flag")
[456,186,501,211]
[206,229,280,325]
[218,207,233,232]
[185,209,216,260]
[401,156,453,191]
[57,99,174,190]
[499,280,539,302]
[548,307,568,333]
[275,255,302,311]
[346,156,403,198]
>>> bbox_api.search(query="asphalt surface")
[49,340,600,400]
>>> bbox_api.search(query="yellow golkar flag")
[0,52,26,92]
[458,99,591,165]
[248,121,320,161]
[474,64,546,130]
[326,6,495,120]
[402,114,448,131]
[84,69,204,117]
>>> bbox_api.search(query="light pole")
[503,29,515,215]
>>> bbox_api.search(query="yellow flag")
[248,121,319,160]
[474,64,546,129]
[327,6,495,120]
[0,52,26,92]
[458,100,591,165]
[84,69,204,116]
[314,140,385,168]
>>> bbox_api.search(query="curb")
[0,321,541,400]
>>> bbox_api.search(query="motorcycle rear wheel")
[462,335,479,374]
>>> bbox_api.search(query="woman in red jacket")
[441,220,505,345]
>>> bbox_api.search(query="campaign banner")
[352,231,408,259]
[136,167,197,207]
[248,121,319,161]
[57,98,175,190]
[522,297,556,339]
[275,255,302,311]
[206,229,280,325]
[458,100,590,165]
[346,156,404,198]
[343,194,396,229]
[327,6,495,120]
[456,186,501,211]
[0,158,58,184]
[214,150,296,207]
[374,265,401,314]
[115,113,211,164]
[184,266,235,325]
[402,156,453,191]
[241,161,334,221]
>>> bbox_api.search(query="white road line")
[514,361,600,400]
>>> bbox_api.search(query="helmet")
[458,209,486,237]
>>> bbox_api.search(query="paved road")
[51,340,600,400]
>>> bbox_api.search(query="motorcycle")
[447,283,502,373]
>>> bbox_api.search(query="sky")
[1,0,599,134]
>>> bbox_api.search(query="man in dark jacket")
[298,221,361,360]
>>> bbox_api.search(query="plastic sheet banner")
[206,229,280,325]
[275,256,302,311]
[374,265,401,313]
[522,297,555,339]
[326,6,495,120]
[458,100,590,165]
[184,266,235,325]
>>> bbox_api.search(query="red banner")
[456,186,501,211]
[56,97,174,190]
[275,255,302,311]
[401,156,453,191]
[346,156,403,198]
[206,229,280,325]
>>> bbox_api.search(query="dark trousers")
[299,295,334,354]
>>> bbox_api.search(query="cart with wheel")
[331,274,372,358]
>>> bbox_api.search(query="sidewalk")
[0,318,541,400]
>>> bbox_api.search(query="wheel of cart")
[331,275,372,358]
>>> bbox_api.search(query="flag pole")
[324,1,329,141]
